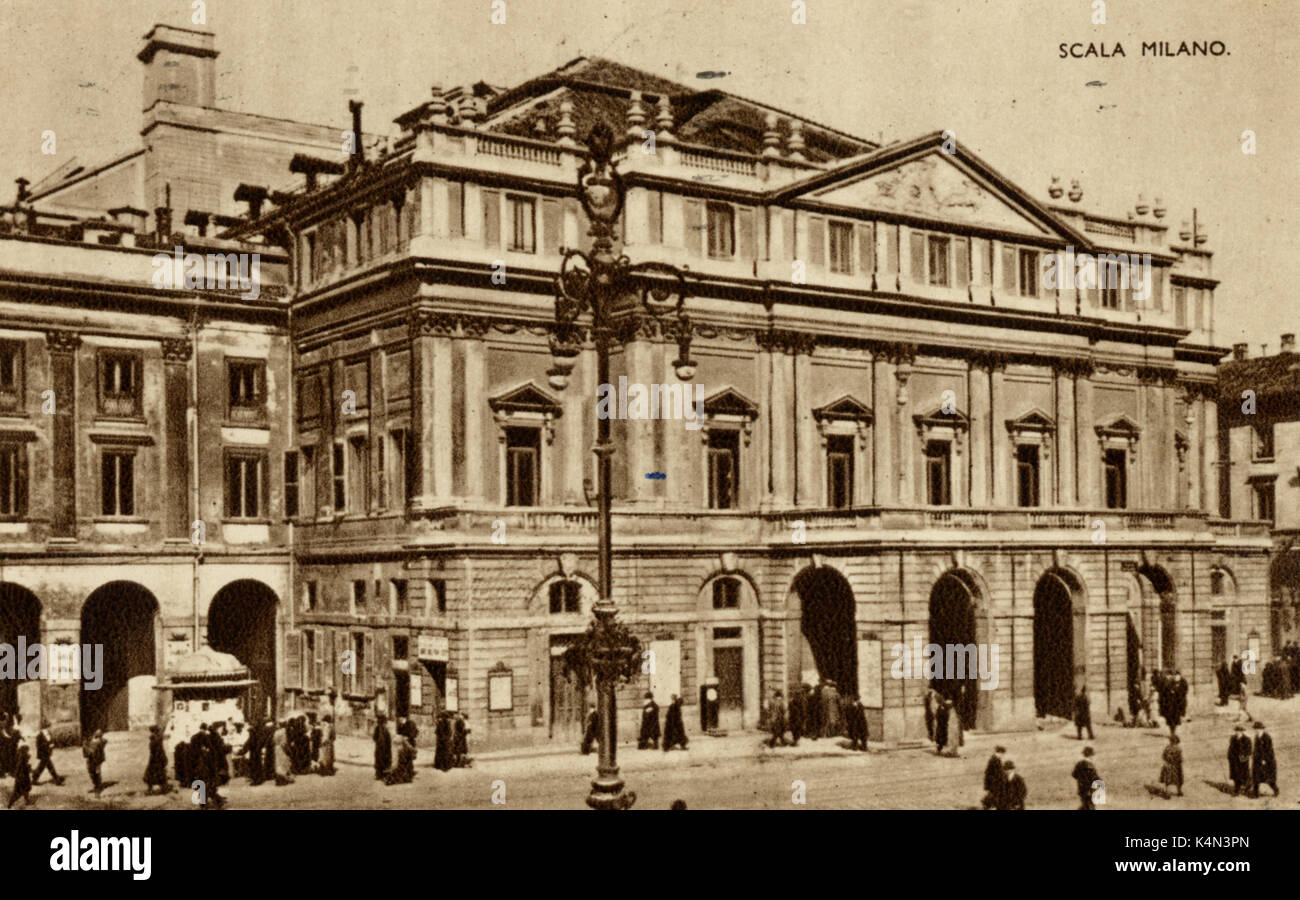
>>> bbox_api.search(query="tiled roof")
[1218,352,1300,403]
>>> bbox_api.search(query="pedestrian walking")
[982,746,1006,808]
[806,682,824,739]
[1159,734,1184,797]
[273,720,294,786]
[765,690,787,748]
[1074,686,1094,741]
[32,720,63,786]
[787,685,806,746]
[1251,721,1277,797]
[1228,725,1252,795]
[924,687,939,743]
[997,760,1026,810]
[1215,661,1230,706]
[934,693,950,752]
[246,719,264,784]
[434,711,454,771]
[373,713,392,780]
[638,692,661,749]
[663,694,688,752]
[6,740,32,808]
[845,695,869,751]
[82,729,105,795]
[144,725,170,795]
[1072,746,1100,810]
[318,714,336,776]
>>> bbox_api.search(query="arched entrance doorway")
[928,570,983,728]
[791,566,857,694]
[81,582,159,733]
[1140,567,1177,672]
[208,580,278,716]
[1032,571,1084,718]
[0,584,40,719]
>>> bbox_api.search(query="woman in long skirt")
[1159,734,1184,797]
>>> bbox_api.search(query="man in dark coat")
[806,683,824,740]
[638,692,661,749]
[372,714,392,780]
[845,696,868,751]
[663,694,688,752]
[787,685,806,746]
[144,725,169,794]
[1251,721,1278,797]
[1169,671,1188,734]
[981,746,1006,808]
[397,717,419,761]
[765,690,787,748]
[82,729,106,795]
[384,733,416,785]
[1074,686,1094,740]
[247,720,264,785]
[6,740,32,808]
[32,720,63,785]
[453,712,470,766]
[1228,724,1252,795]
[580,704,599,755]
[434,712,454,771]
[934,695,950,753]
[1215,662,1230,706]
[997,760,1027,810]
[1231,655,1245,695]
[308,711,322,765]
[1072,746,1101,810]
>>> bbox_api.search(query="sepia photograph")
[0,0,1294,878]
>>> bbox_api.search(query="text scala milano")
[1060,41,1228,58]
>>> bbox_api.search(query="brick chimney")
[1282,333,1295,353]
[1232,342,1248,361]
[139,25,218,110]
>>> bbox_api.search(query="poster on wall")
[648,640,681,706]
[488,669,512,711]
[410,670,422,708]
[858,639,883,708]
[445,677,459,712]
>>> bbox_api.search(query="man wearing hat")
[1227,724,1252,795]
[1072,746,1101,810]
[638,691,661,749]
[764,689,787,749]
[982,746,1006,808]
[997,759,1026,810]
[1251,721,1277,798]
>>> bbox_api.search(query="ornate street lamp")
[552,121,694,810]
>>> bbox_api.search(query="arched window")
[712,577,741,610]
[549,580,581,614]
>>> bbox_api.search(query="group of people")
[980,745,1029,809]
[627,693,686,752]
[762,682,869,751]
[1259,642,1300,699]
[373,710,470,784]
[924,687,965,757]
[1226,721,1277,797]
[2,714,66,808]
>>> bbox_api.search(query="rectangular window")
[0,341,23,412]
[712,579,740,610]
[827,434,854,509]
[101,450,134,516]
[352,580,366,615]
[1018,249,1039,297]
[304,581,318,611]
[1100,261,1122,309]
[707,202,735,258]
[927,235,950,286]
[707,430,740,510]
[332,441,346,512]
[352,633,365,694]
[99,351,141,417]
[507,195,536,253]
[549,580,581,614]
[348,435,368,513]
[829,221,854,275]
[0,444,26,517]
[925,440,951,506]
[505,427,540,506]
[1254,423,1275,460]
[375,433,386,509]
[429,579,447,614]
[283,451,299,518]
[391,579,409,616]
[1015,444,1040,508]
[1104,448,1127,510]
[1255,483,1275,522]
[389,428,411,510]
[224,452,264,518]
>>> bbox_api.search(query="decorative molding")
[45,330,81,354]
[489,381,563,445]
[757,329,816,356]
[969,349,1009,373]
[699,386,760,446]
[161,338,192,362]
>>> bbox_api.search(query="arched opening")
[928,570,981,729]
[1139,567,1177,672]
[792,567,857,694]
[208,580,278,716]
[1033,571,1083,718]
[81,582,159,733]
[0,584,40,719]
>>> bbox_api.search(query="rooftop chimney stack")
[138,24,217,111]
[348,100,364,171]
[1282,333,1296,353]
[1233,342,1248,361]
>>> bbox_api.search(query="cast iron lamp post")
[551,121,695,810]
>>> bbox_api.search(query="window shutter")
[856,223,875,276]
[364,632,375,695]
[909,230,926,281]
[782,211,795,261]
[1001,245,1017,292]
[737,207,756,260]
[326,630,336,690]
[647,191,662,244]
[16,445,27,516]
[884,225,899,275]
[808,217,826,268]
[313,628,324,691]
[541,198,561,254]
[482,189,501,248]
[684,200,704,256]
[285,632,302,690]
[954,237,970,288]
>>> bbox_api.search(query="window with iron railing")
[98,352,141,417]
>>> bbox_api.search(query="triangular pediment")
[913,406,969,430]
[1006,408,1056,433]
[488,381,562,415]
[1095,414,1141,438]
[704,387,759,418]
[813,394,874,423]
